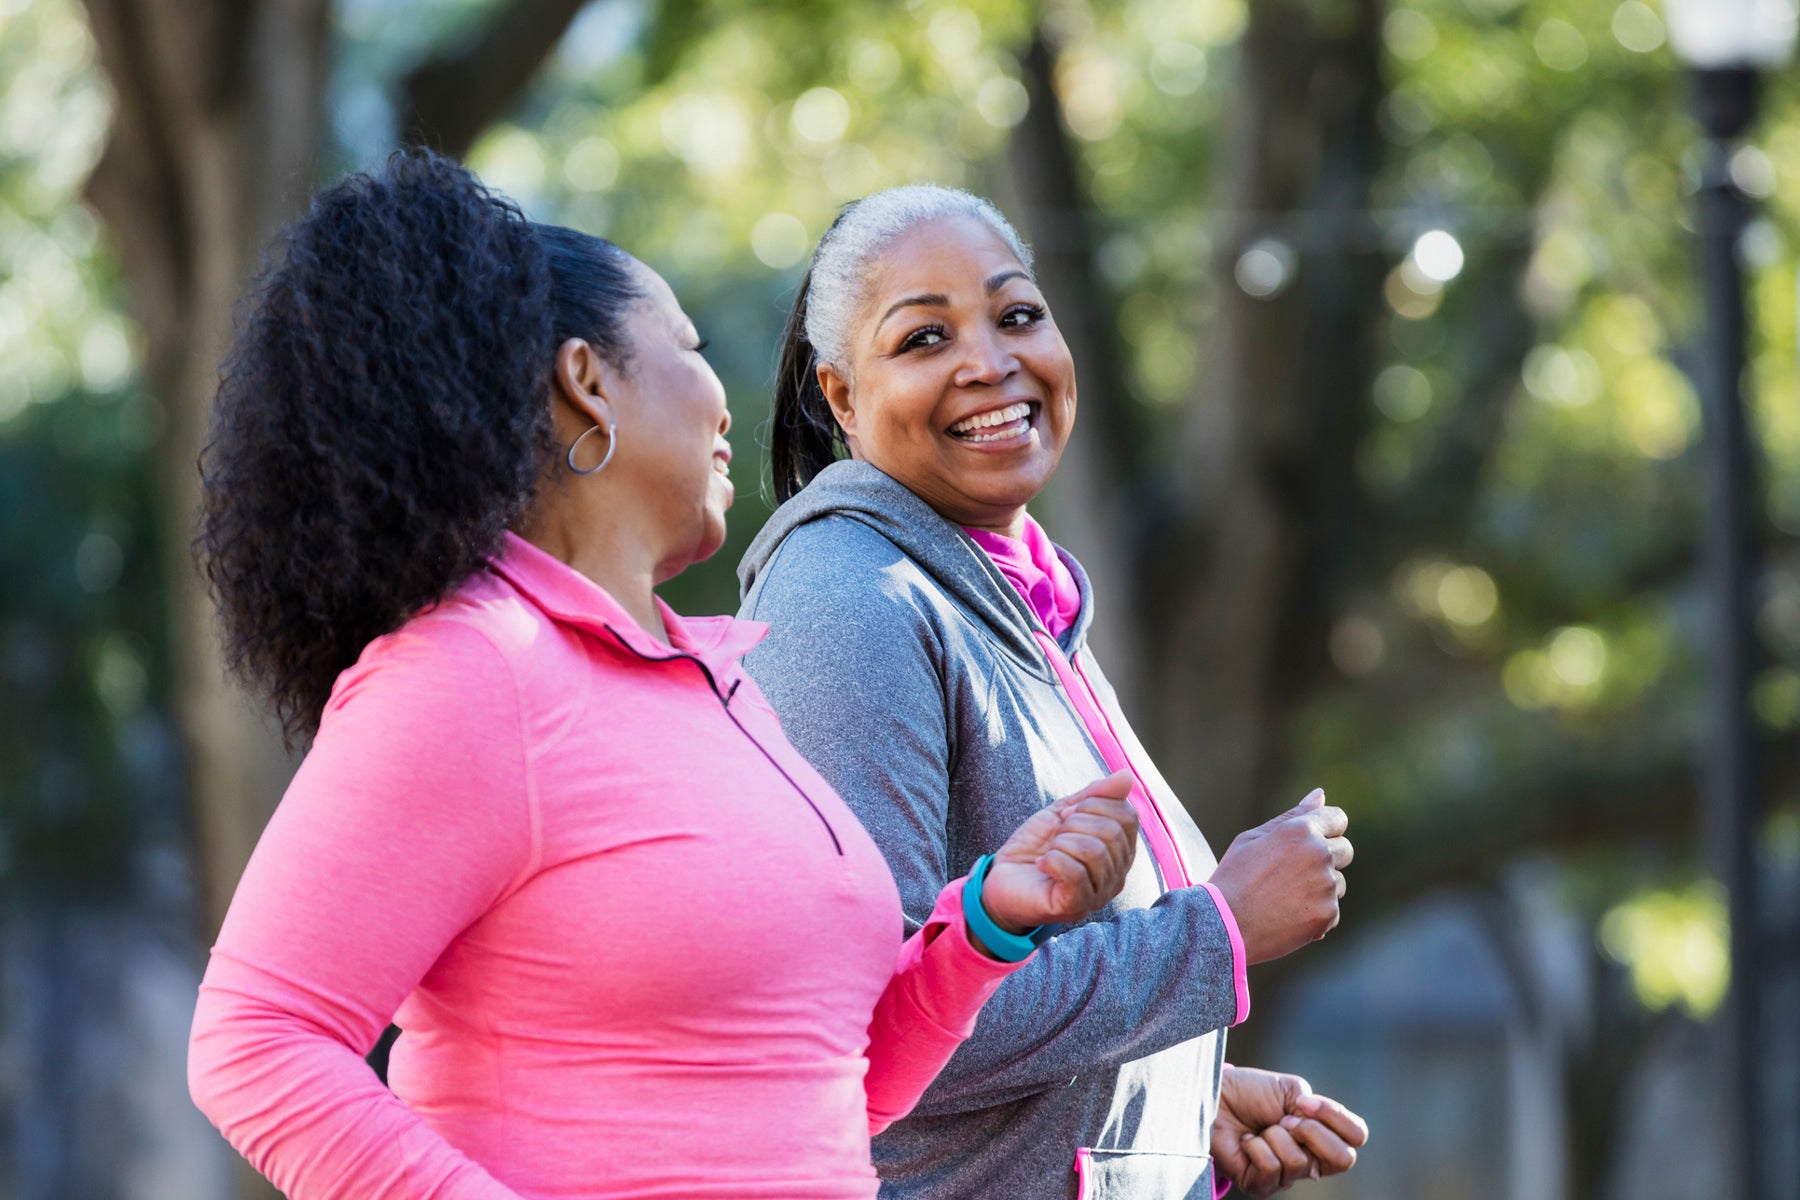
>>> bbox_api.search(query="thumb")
[1290,788,1325,815]
[1059,769,1135,810]
[1280,1074,1317,1117]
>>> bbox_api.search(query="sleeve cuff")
[1198,883,1250,1026]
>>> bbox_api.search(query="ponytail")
[769,265,847,504]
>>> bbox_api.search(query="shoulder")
[749,516,946,623]
[321,570,534,725]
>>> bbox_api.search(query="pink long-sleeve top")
[187,532,1026,1200]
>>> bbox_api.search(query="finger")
[1036,846,1100,909]
[1277,1072,1315,1110]
[1057,805,1138,844]
[1259,1125,1313,1186]
[1292,787,1325,813]
[1334,868,1347,899]
[1059,769,1135,807]
[1058,806,1137,879]
[1309,804,1349,838]
[1240,1132,1283,1179]
[1303,1095,1370,1147]
[1283,1117,1357,1174]
[1044,829,1115,879]
[1328,836,1353,869]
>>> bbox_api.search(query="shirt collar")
[490,531,768,672]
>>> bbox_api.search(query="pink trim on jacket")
[962,521,1250,1028]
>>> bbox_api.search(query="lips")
[948,401,1035,443]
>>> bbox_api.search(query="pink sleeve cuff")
[1198,883,1250,1026]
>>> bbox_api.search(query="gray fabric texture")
[737,461,1237,1200]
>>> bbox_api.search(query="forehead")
[863,214,1029,301]
[629,258,689,323]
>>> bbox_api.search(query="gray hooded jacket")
[737,462,1241,1200]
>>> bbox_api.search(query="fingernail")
[1280,1115,1302,1130]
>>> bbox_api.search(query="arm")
[188,620,533,1200]
[862,779,1139,1132]
[744,548,1240,1116]
[863,879,1023,1134]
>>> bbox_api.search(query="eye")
[899,325,947,352]
[999,303,1046,328]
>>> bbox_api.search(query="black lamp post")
[1667,2,1795,1197]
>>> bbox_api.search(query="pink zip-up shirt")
[187,533,1025,1200]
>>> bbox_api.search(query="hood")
[737,461,1095,666]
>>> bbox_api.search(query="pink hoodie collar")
[962,516,1083,640]
[490,531,768,671]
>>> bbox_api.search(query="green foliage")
[0,0,170,899]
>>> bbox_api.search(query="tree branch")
[399,0,594,158]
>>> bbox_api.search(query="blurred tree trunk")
[77,0,597,942]
[77,6,330,1195]
[1007,29,1148,705]
[79,0,331,946]
[1152,0,1390,847]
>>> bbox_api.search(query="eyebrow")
[873,270,1035,334]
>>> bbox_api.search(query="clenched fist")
[1207,789,1351,964]
[978,770,1140,943]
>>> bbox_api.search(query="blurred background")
[2,0,1799,1196]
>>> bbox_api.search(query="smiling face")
[613,263,734,574]
[547,257,734,582]
[817,214,1076,534]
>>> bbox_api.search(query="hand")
[1206,789,1351,964]
[1212,1067,1367,1196]
[979,770,1139,936]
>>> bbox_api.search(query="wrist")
[961,855,1040,962]
[979,871,1029,935]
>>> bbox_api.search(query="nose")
[718,404,732,437]
[952,326,1018,389]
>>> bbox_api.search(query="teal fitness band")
[962,854,1044,962]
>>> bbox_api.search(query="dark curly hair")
[198,149,640,745]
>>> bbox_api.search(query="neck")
[516,502,669,643]
[959,508,1028,540]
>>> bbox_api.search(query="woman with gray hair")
[739,186,1369,1199]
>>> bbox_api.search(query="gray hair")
[803,184,1035,372]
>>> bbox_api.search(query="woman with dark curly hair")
[184,150,1143,1200]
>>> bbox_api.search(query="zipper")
[1032,630,1191,891]
[602,625,844,856]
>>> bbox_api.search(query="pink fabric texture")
[962,516,1083,639]
[187,532,1026,1200]
[962,528,1251,1030]
[1199,884,1252,1027]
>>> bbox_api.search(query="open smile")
[946,401,1038,446]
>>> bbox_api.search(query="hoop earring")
[566,423,618,476]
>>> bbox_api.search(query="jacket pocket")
[1074,1147,1214,1200]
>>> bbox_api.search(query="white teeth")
[950,402,1032,436]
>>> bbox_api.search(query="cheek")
[862,370,945,445]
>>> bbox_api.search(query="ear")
[552,337,619,433]
[817,362,855,439]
